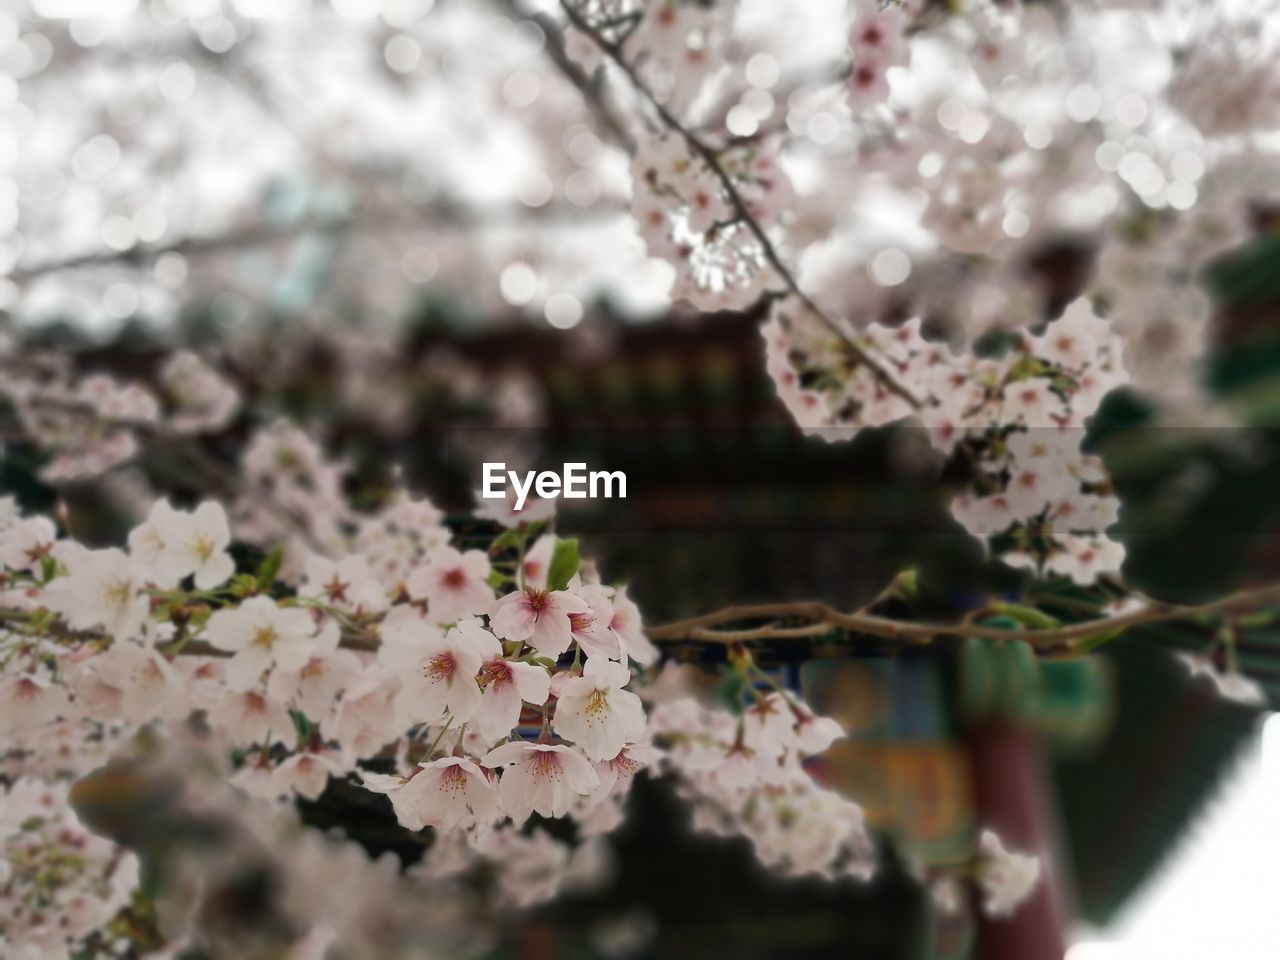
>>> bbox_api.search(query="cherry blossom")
[266,622,363,719]
[553,657,648,762]
[205,595,319,691]
[606,585,661,666]
[519,533,556,591]
[565,582,623,661]
[389,618,488,725]
[489,586,589,658]
[160,500,236,590]
[472,635,552,742]
[0,515,56,572]
[299,553,390,616]
[70,640,181,725]
[273,750,350,801]
[369,757,499,832]
[406,545,496,625]
[207,689,298,748]
[482,741,600,824]
[42,547,151,640]
[591,741,663,799]
[0,674,71,735]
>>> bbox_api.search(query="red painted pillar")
[966,720,1072,960]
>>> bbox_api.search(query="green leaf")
[487,527,524,557]
[255,546,284,589]
[545,537,581,592]
[716,668,749,715]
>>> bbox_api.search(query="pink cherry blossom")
[552,658,647,762]
[300,553,389,615]
[367,756,498,832]
[390,618,487,724]
[489,587,587,658]
[471,631,551,742]
[482,741,599,824]
[266,625,363,720]
[273,751,348,801]
[406,545,495,625]
[208,689,297,747]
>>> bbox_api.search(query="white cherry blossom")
[43,547,151,640]
[205,595,319,691]
[482,741,600,824]
[389,618,488,725]
[552,658,647,762]
[368,757,499,832]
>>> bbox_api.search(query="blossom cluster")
[765,296,1129,582]
[648,691,875,881]
[0,485,673,951]
[0,778,139,960]
[0,473,1055,952]
[582,0,1280,584]
[0,343,237,483]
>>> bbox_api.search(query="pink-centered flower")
[406,545,495,625]
[482,741,599,823]
[272,750,348,801]
[592,741,662,798]
[565,583,622,661]
[0,674,70,734]
[607,585,660,665]
[266,621,362,719]
[489,587,586,658]
[470,630,551,741]
[208,689,296,747]
[366,757,498,832]
[392,618,487,724]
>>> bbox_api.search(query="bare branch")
[646,583,1280,653]
[9,197,626,285]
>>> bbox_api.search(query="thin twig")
[9,197,626,284]
[494,0,637,153]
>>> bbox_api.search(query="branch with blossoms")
[552,0,922,409]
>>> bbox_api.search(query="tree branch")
[645,583,1280,653]
[6,582,1280,666]
[8,197,626,284]
[494,0,637,153]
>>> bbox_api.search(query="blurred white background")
[1070,713,1280,960]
